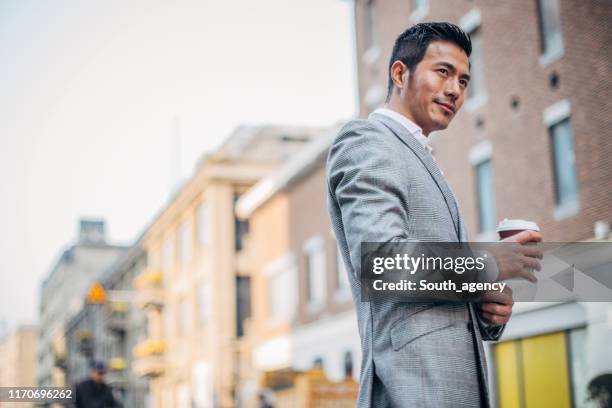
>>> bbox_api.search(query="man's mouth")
[434,101,455,114]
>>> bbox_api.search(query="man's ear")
[390,60,409,90]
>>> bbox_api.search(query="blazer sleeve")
[327,122,414,272]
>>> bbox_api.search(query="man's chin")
[432,120,451,132]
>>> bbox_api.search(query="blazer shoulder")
[326,117,407,187]
[330,118,394,157]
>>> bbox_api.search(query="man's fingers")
[480,302,512,316]
[522,255,541,271]
[521,244,543,259]
[481,311,510,326]
[521,268,538,283]
[512,230,542,243]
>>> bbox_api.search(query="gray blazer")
[326,112,503,408]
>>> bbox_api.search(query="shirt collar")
[373,108,431,152]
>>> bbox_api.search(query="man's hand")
[476,287,514,326]
[488,230,543,283]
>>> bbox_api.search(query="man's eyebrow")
[437,61,471,81]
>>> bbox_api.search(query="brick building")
[236,128,360,407]
[353,0,611,241]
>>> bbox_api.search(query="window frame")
[543,99,579,219]
[536,0,565,66]
[460,9,488,111]
[469,141,497,237]
[303,236,327,313]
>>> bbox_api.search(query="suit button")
[467,321,474,331]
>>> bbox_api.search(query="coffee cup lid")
[496,218,540,232]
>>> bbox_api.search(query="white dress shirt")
[373,108,432,153]
[374,107,443,175]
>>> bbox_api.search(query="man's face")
[399,41,470,134]
[91,371,105,383]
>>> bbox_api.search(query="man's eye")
[460,80,468,87]
[438,69,448,76]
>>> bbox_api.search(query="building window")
[544,100,579,219]
[267,266,297,323]
[409,0,429,23]
[466,28,486,105]
[304,236,327,312]
[177,384,191,408]
[343,351,354,379]
[459,9,486,109]
[470,141,496,235]
[177,298,189,337]
[235,218,249,252]
[161,238,173,272]
[411,0,427,11]
[236,276,251,338]
[177,221,191,264]
[537,0,564,62]
[196,203,209,246]
[164,304,174,338]
[550,118,579,216]
[265,254,297,324]
[475,159,497,233]
[197,282,209,325]
[234,193,249,252]
[313,357,324,370]
[364,0,376,50]
[268,273,284,322]
[365,85,385,111]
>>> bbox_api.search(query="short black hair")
[386,22,472,100]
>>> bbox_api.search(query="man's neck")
[384,101,430,136]
[377,106,426,137]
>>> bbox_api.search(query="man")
[74,361,121,408]
[326,23,542,407]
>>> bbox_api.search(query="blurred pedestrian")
[588,373,612,408]
[258,391,274,408]
[74,361,121,408]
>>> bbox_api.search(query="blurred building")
[131,125,325,407]
[64,241,149,407]
[235,128,360,407]
[37,219,127,389]
[351,0,611,407]
[101,241,150,407]
[0,325,38,385]
[0,325,38,408]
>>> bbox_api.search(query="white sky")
[0,0,356,331]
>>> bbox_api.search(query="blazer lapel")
[370,112,462,240]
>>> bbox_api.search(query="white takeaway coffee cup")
[496,219,540,240]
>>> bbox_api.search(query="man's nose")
[444,79,460,101]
